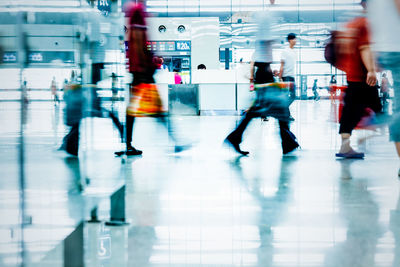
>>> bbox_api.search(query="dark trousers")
[125,115,174,148]
[62,123,80,156]
[108,110,124,141]
[126,115,135,147]
[228,62,299,153]
[282,76,296,105]
[339,81,382,134]
[92,63,104,85]
[228,108,299,154]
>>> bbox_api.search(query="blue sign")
[29,52,43,62]
[176,41,191,51]
[98,236,111,259]
[3,52,17,63]
[98,0,111,16]
[2,51,74,64]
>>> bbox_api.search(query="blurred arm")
[360,45,377,86]
[249,61,255,83]
[279,60,284,80]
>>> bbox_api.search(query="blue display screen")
[175,41,191,51]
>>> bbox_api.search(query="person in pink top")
[173,68,182,84]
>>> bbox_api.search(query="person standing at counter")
[197,64,206,70]
[173,68,183,84]
[225,0,299,156]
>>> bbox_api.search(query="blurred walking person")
[380,73,390,111]
[225,0,299,156]
[22,79,29,105]
[111,72,119,105]
[312,79,320,101]
[122,1,189,156]
[329,75,337,103]
[369,0,400,174]
[335,0,382,159]
[50,77,60,106]
[60,83,82,156]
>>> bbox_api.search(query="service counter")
[0,69,255,116]
[170,69,254,115]
[154,69,255,115]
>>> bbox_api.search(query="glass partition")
[147,0,362,89]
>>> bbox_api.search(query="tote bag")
[126,83,165,117]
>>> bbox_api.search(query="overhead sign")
[3,52,17,63]
[176,41,191,51]
[2,51,74,64]
[142,41,191,52]
[98,0,111,16]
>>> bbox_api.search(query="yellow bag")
[126,83,165,117]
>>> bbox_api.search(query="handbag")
[126,83,165,117]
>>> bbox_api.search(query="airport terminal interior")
[1,0,400,266]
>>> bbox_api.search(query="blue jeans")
[378,52,400,142]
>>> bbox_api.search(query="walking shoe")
[224,135,249,156]
[175,144,192,153]
[283,143,300,155]
[335,151,364,159]
[126,147,143,156]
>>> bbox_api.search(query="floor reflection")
[229,156,296,267]
[390,187,400,267]
[325,160,382,267]
[126,157,158,267]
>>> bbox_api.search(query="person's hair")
[153,57,163,69]
[361,0,367,9]
[197,64,206,70]
[287,33,296,41]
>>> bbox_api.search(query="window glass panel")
[300,63,332,75]
[300,49,325,62]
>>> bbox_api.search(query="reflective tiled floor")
[1,100,399,267]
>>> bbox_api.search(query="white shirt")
[368,0,400,52]
[281,47,297,77]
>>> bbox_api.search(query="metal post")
[17,11,27,267]
[64,222,84,267]
[225,48,230,70]
[105,185,128,226]
[88,207,101,223]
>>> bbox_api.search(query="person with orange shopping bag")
[120,1,189,156]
